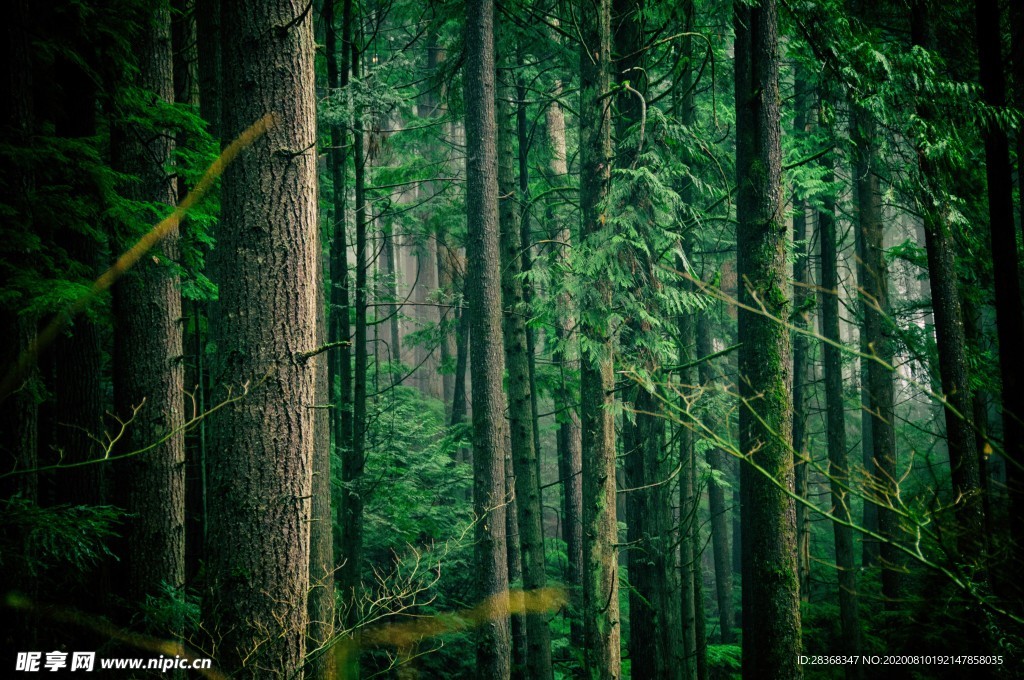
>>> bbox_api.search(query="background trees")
[2,0,1023,678]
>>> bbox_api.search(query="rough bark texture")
[697,316,734,644]
[205,0,319,675]
[498,30,553,679]
[111,0,185,616]
[818,133,862,677]
[579,0,620,675]
[911,2,985,569]
[975,0,1024,564]
[733,0,803,676]
[464,0,513,675]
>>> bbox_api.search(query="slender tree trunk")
[111,0,185,621]
[975,0,1024,565]
[341,15,369,643]
[498,25,552,679]
[464,0,512,675]
[817,116,862,677]
[791,73,812,598]
[579,0,620,675]
[697,315,734,643]
[848,63,900,599]
[733,0,802,676]
[327,0,356,626]
[205,0,319,674]
[546,72,585,661]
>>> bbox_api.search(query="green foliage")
[0,497,121,580]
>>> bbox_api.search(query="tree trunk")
[205,0,319,674]
[579,0,620,675]
[847,95,897,602]
[791,72,812,599]
[546,71,585,661]
[498,25,552,679]
[911,1,985,570]
[464,0,512,675]
[975,0,1024,565]
[327,0,356,624]
[817,117,862,677]
[696,316,734,646]
[733,0,803,676]
[111,0,185,621]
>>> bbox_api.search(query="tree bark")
[975,0,1024,566]
[817,117,862,677]
[546,70,585,661]
[205,0,319,674]
[733,0,803,676]
[579,0,620,675]
[111,0,185,621]
[498,25,553,679]
[464,0,512,675]
[911,1,985,571]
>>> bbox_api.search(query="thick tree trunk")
[464,0,512,675]
[498,29,553,679]
[111,0,185,620]
[733,0,803,676]
[205,0,319,675]
[817,125,862,677]
[579,0,620,675]
[975,0,1024,565]
[911,2,985,571]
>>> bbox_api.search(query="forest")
[1,0,1023,677]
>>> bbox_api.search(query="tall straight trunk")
[817,126,862,677]
[506,447,527,680]
[546,72,585,658]
[697,315,734,643]
[614,2,683,676]
[733,0,802,676]
[497,27,552,680]
[791,72,812,598]
[205,0,319,674]
[911,2,985,569]
[579,0,620,675]
[847,100,897,593]
[678,326,699,679]
[675,9,701,675]
[327,0,355,600]
[464,0,512,675]
[340,15,369,640]
[975,0,1024,560]
[515,62,544,485]
[111,0,185,616]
